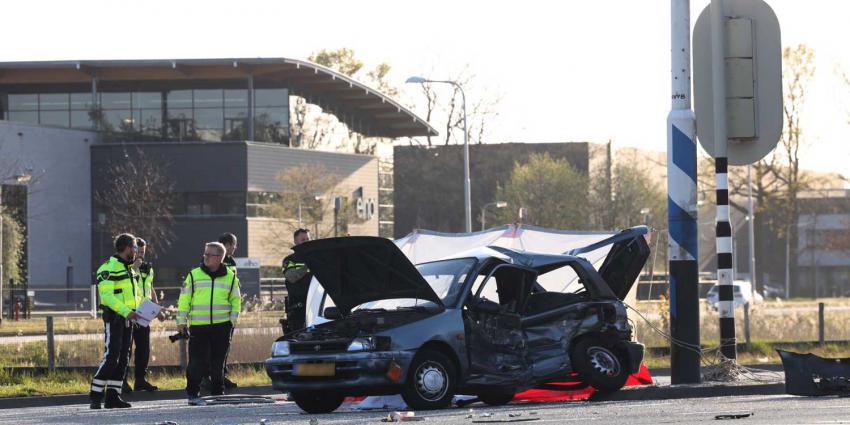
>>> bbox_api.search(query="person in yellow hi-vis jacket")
[177,242,241,405]
[90,233,142,410]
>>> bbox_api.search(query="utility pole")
[693,0,783,361]
[747,165,757,301]
[710,0,737,361]
[667,0,701,383]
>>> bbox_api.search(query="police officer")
[217,232,239,390]
[90,233,142,410]
[219,232,238,274]
[178,242,241,405]
[122,238,159,392]
[282,228,311,333]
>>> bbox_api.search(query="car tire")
[478,391,515,406]
[570,336,630,392]
[401,349,456,410]
[291,391,345,414]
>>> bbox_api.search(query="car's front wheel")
[291,391,345,414]
[570,336,630,392]
[401,349,456,410]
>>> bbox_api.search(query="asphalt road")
[2,393,849,425]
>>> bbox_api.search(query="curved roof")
[0,57,437,138]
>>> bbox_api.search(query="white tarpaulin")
[305,224,621,326]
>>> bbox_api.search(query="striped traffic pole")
[667,0,701,383]
[710,0,736,360]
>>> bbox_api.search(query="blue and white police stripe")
[715,156,736,359]
[668,119,699,263]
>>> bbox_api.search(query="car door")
[463,264,533,387]
[521,263,592,381]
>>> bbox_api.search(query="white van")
[706,280,764,310]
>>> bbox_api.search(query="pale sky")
[3,0,849,176]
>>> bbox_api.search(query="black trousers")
[223,325,235,378]
[90,310,133,399]
[186,321,232,397]
[131,324,151,381]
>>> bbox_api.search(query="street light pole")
[480,201,507,231]
[0,185,4,324]
[406,76,472,232]
[747,165,757,301]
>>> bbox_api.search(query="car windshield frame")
[350,257,477,312]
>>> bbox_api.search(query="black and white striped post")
[694,0,784,361]
[710,0,736,360]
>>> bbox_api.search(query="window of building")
[172,192,246,217]
[3,87,290,143]
[246,191,282,218]
[253,89,289,144]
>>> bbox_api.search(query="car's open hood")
[580,226,650,299]
[293,237,443,314]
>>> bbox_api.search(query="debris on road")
[154,422,178,425]
[381,411,424,422]
[816,376,850,393]
[470,418,540,423]
[469,411,541,423]
[714,412,753,420]
[201,394,276,405]
[779,350,850,396]
[309,418,318,425]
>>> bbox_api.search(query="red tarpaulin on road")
[513,364,654,402]
[346,364,654,407]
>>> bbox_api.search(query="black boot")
[134,379,158,392]
[89,391,103,410]
[223,376,238,390]
[104,389,131,409]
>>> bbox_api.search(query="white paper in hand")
[135,299,162,327]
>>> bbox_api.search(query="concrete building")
[796,189,850,297]
[0,58,435,306]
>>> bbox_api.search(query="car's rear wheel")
[478,391,515,406]
[401,349,456,410]
[291,391,345,414]
[570,336,629,392]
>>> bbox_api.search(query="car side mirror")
[323,306,341,320]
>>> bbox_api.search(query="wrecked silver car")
[265,227,649,413]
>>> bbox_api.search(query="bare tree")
[93,148,175,255]
[413,66,501,147]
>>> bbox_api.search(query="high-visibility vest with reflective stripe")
[139,263,154,300]
[176,266,241,326]
[95,256,142,318]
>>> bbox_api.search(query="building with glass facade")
[0,58,435,306]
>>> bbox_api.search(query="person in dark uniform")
[218,232,239,390]
[89,233,142,409]
[122,238,159,393]
[282,228,312,333]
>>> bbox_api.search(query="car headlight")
[347,336,391,352]
[347,337,376,352]
[272,341,290,357]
